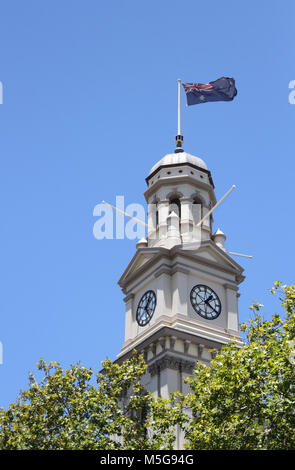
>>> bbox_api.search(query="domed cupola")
[144,149,217,248]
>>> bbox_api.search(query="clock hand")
[204,295,213,304]
[204,298,219,314]
[142,299,149,308]
[145,299,153,313]
[208,306,219,314]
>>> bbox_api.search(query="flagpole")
[178,78,181,135]
[175,79,184,153]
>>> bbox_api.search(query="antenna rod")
[228,251,253,259]
[175,79,183,153]
[102,201,148,227]
[196,185,236,227]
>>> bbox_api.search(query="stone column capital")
[157,199,170,206]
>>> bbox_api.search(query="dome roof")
[148,152,207,176]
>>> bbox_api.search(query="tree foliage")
[1,282,295,450]
[0,354,183,450]
[184,282,295,449]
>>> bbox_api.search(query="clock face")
[136,290,156,327]
[190,284,221,320]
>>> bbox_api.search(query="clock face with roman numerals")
[190,284,221,320]
[136,290,157,326]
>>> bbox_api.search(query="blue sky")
[0,0,294,408]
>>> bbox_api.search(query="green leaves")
[183,282,295,450]
[1,282,295,450]
[0,353,179,450]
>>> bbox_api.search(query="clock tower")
[117,143,245,447]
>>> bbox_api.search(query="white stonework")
[213,228,227,251]
[148,152,208,176]
[116,149,245,449]
[145,152,215,248]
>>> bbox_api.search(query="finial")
[175,79,184,153]
[175,134,184,153]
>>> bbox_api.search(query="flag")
[182,77,237,106]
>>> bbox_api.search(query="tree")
[183,282,295,449]
[0,354,183,450]
[1,283,295,450]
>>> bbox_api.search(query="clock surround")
[190,284,221,320]
[136,290,157,327]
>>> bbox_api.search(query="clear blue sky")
[0,0,294,408]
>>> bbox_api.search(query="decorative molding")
[123,293,135,303]
[180,197,194,203]
[223,283,239,292]
[144,175,216,205]
[117,324,233,363]
[226,329,241,338]
[170,265,190,276]
[155,262,190,278]
[154,264,172,278]
[119,240,244,292]
[145,162,215,187]
[165,190,184,200]
[148,354,195,377]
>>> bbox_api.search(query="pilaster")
[224,283,239,334]
[123,293,134,343]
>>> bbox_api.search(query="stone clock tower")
[117,142,245,446]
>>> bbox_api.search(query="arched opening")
[156,209,159,228]
[169,197,181,219]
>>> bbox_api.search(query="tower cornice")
[118,241,245,294]
[146,161,214,187]
[116,324,243,364]
[144,174,216,205]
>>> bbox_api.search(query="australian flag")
[182,77,237,106]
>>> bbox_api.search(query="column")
[158,200,170,240]
[180,198,192,243]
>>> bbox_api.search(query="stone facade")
[116,149,245,449]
